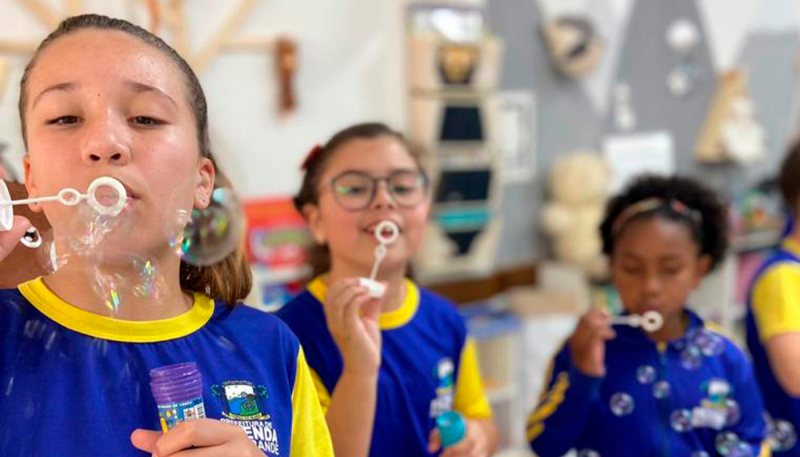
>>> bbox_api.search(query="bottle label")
[157,397,206,433]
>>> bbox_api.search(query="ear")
[194,157,216,209]
[23,155,43,213]
[302,203,326,245]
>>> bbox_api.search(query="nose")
[642,271,662,297]
[80,116,131,166]
[369,180,396,211]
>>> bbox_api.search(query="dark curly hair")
[599,175,729,270]
[780,140,800,212]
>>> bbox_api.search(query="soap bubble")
[680,345,703,370]
[716,432,741,456]
[636,365,656,385]
[728,442,755,457]
[577,450,600,457]
[653,380,671,399]
[670,409,693,432]
[771,419,797,452]
[724,399,741,427]
[699,332,724,357]
[173,188,243,266]
[691,452,710,457]
[609,392,634,416]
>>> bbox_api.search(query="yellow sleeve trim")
[752,263,800,342]
[526,371,570,442]
[758,438,773,457]
[290,348,334,457]
[453,338,493,419]
[18,277,213,343]
[306,276,420,330]
[309,368,331,415]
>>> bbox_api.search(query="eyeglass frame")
[325,169,430,211]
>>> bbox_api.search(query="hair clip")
[300,144,323,171]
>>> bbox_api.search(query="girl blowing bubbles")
[277,123,498,457]
[528,175,770,457]
[0,14,332,457]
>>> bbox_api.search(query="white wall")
[0,0,408,197]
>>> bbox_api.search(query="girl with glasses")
[277,122,498,457]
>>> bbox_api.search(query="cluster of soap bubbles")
[768,418,797,452]
[674,327,725,371]
[7,178,244,314]
[715,432,756,457]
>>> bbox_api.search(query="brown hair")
[293,122,427,277]
[780,141,800,213]
[19,14,251,305]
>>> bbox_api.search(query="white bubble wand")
[0,177,128,248]
[358,220,400,298]
[610,310,664,333]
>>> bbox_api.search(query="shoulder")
[697,322,753,370]
[213,301,301,356]
[417,286,463,320]
[275,290,323,323]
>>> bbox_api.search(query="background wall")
[0,0,799,274]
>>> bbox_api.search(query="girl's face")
[610,216,710,324]
[22,30,214,258]
[306,136,430,277]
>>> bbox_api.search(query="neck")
[327,261,408,313]
[43,251,191,321]
[791,225,800,244]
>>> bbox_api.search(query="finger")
[0,216,30,260]
[130,429,161,453]
[325,278,360,303]
[361,296,382,322]
[342,291,373,332]
[427,428,442,453]
[325,283,363,331]
[441,434,471,455]
[153,419,244,456]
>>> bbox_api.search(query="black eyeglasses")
[328,170,429,211]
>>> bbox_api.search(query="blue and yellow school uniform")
[747,237,800,457]
[0,278,333,457]
[527,309,770,457]
[276,277,492,457]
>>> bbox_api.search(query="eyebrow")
[32,82,79,109]
[31,80,178,110]
[124,80,178,108]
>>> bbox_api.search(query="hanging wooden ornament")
[275,36,298,116]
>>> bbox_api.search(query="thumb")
[428,427,442,453]
[130,429,161,453]
[0,216,30,259]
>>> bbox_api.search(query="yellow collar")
[784,237,800,258]
[308,276,420,330]
[18,277,215,343]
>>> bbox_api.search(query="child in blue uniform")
[276,123,498,457]
[747,142,800,456]
[528,175,770,457]
[0,14,332,457]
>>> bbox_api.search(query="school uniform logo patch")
[212,380,280,455]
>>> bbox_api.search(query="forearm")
[326,371,378,457]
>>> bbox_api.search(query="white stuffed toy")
[540,151,612,281]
